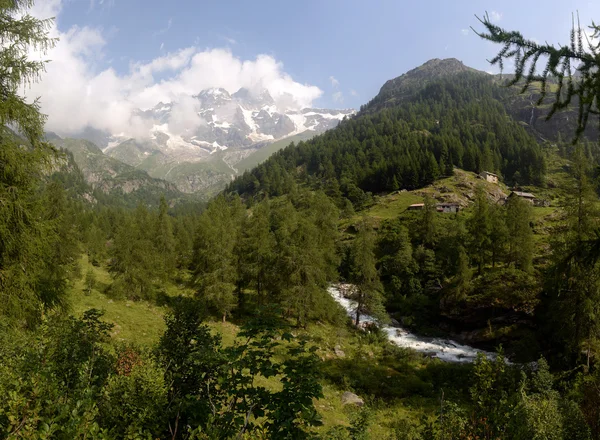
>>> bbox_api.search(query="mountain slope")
[49,136,189,206]
[70,88,354,195]
[227,60,545,201]
[364,58,482,112]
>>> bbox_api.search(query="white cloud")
[350,89,358,97]
[168,94,207,135]
[88,0,115,12]
[23,0,323,138]
[332,91,344,103]
[153,18,172,37]
[460,28,469,36]
[490,11,502,23]
[329,75,339,87]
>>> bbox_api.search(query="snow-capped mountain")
[104,87,353,163]
[92,87,353,193]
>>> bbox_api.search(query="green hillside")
[50,136,197,207]
[228,69,546,200]
[236,131,318,172]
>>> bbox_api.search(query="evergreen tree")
[489,202,508,268]
[420,195,438,248]
[550,146,600,364]
[505,195,534,272]
[237,200,276,306]
[468,185,492,274]
[349,219,387,325]
[109,209,156,300]
[454,245,472,301]
[0,0,60,323]
[154,195,176,281]
[191,195,244,322]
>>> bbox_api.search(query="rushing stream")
[328,285,495,363]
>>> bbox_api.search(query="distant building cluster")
[406,170,548,213]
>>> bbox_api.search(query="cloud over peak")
[24,0,323,138]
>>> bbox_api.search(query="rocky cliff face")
[49,136,184,205]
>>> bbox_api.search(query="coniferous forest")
[6,1,600,439]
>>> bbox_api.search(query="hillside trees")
[189,190,341,325]
[227,73,545,204]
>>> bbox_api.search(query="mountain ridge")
[65,87,354,194]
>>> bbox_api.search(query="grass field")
[67,255,446,436]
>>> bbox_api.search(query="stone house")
[479,171,499,184]
[511,191,536,204]
[436,203,460,213]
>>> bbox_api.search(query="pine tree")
[237,200,276,306]
[0,0,59,323]
[505,195,534,272]
[489,202,508,268]
[109,210,156,300]
[550,146,600,364]
[191,195,244,322]
[349,219,387,325]
[455,246,471,300]
[84,268,96,296]
[420,195,438,248]
[467,185,492,274]
[155,196,176,281]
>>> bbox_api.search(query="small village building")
[511,191,536,204]
[407,203,425,210]
[436,203,460,213]
[479,171,499,184]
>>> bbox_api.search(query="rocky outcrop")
[341,391,364,407]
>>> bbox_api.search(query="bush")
[99,358,168,438]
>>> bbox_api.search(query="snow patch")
[261,105,277,117]
[213,121,231,129]
[248,132,274,142]
[286,112,308,135]
[240,106,257,132]
[304,111,350,120]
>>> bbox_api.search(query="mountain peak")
[196,88,232,104]
[232,87,275,106]
[365,58,484,112]
[381,58,480,93]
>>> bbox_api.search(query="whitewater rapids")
[328,285,495,363]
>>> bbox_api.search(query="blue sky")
[26,0,600,135]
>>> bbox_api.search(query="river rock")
[334,345,346,358]
[341,391,364,407]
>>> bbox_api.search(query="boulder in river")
[341,391,364,407]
